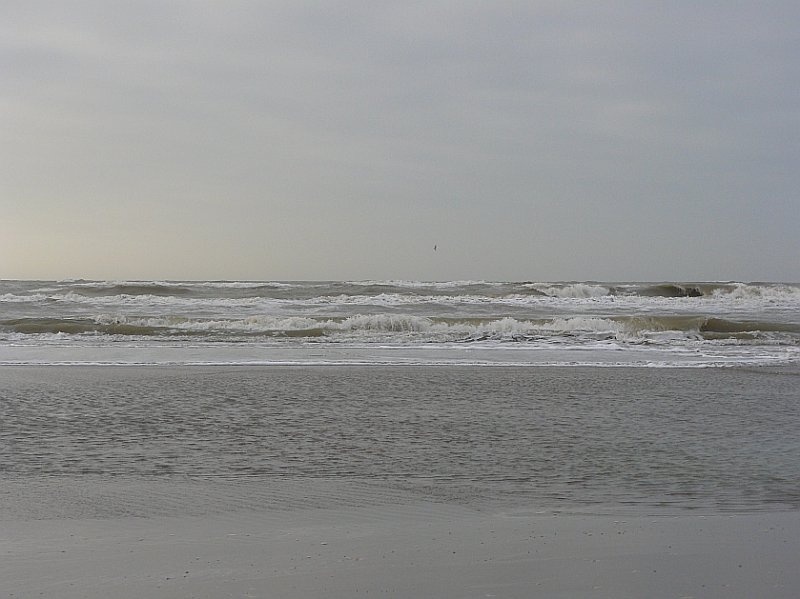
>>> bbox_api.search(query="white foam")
[337,314,434,332]
[0,293,52,303]
[2,342,797,368]
[714,283,800,301]
[533,316,620,333]
[345,279,493,289]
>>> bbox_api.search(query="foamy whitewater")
[1,280,799,367]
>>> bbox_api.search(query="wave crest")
[526,283,611,298]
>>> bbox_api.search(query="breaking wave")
[3,314,798,347]
[525,283,611,298]
[2,279,798,367]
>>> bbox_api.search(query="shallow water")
[3,365,798,513]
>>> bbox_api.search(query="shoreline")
[3,343,799,369]
[3,361,800,369]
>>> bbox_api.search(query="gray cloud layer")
[2,1,798,281]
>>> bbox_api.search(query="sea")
[2,279,799,515]
[2,279,799,367]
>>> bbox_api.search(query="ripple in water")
[2,365,799,512]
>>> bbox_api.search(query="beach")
[3,493,799,599]
[2,364,799,597]
[5,0,800,587]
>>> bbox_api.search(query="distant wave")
[635,284,705,297]
[68,282,194,297]
[4,280,798,302]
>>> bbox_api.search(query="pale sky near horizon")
[2,1,799,282]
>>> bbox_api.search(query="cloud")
[2,1,798,280]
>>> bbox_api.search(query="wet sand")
[2,479,799,599]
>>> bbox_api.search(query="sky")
[2,1,799,282]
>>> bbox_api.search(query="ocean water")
[2,280,799,515]
[1,279,799,367]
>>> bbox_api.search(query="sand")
[2,479,798,599]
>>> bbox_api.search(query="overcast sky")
[2,1,798,281]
